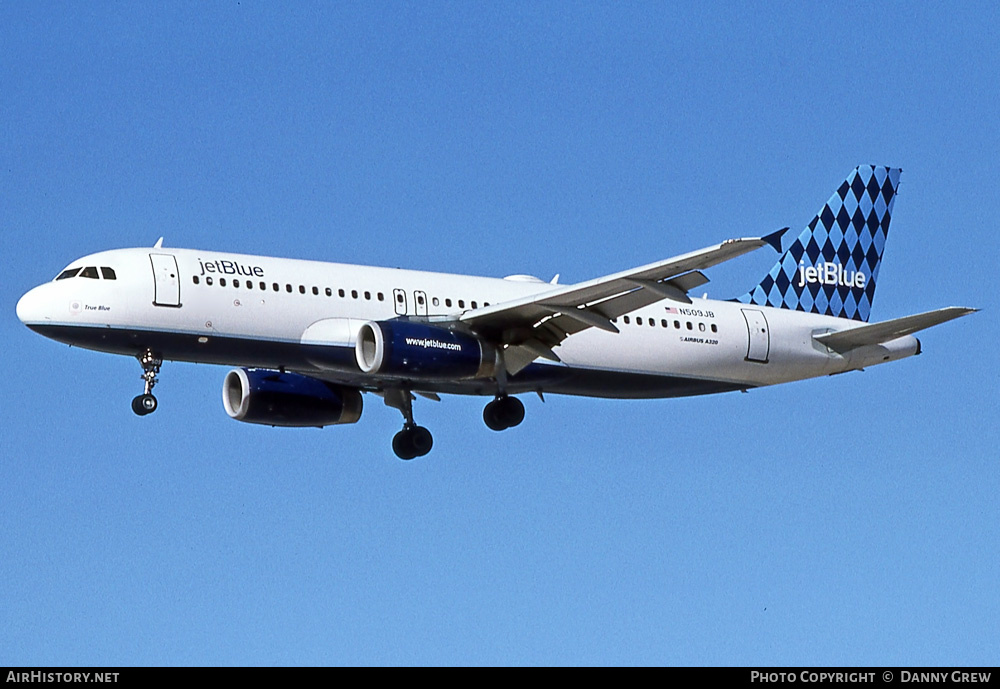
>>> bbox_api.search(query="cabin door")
[150,254,181,307]
[742,308,769,363]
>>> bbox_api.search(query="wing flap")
[814,307,977,353]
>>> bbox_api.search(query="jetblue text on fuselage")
[198,258,265,277]
[797,261,866,289]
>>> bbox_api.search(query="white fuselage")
[16,247,919,399]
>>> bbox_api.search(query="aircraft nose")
[16,285,50,325]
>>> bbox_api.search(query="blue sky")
[2,2,997,666]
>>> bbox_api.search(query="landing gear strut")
[483,395,524,431]
[131,349,162,416]
[384,388,433,460]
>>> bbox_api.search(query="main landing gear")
[383,389,526,460]
[392,425,434,461]
[131,349,162,416]
[385,388,433,460]
[483,395,524,431]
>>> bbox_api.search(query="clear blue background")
[2,1,997,666]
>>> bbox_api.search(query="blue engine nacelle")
[223,368,363,427]
[355,320,496,380]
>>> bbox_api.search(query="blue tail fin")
[738,165,902,322]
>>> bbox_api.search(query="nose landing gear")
[131,349,162,416]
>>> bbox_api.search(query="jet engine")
[355,320,496,380]
[222,368,363,427]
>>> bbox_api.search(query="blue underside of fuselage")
[25,324,750,399]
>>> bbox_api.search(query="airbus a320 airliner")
[17,166,975,459]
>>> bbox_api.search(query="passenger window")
[352,290,358,299]
[711,324,718,333]
[312,286,319,295]
[471,301,477,309]
[220,278,227,287]
[378,293,384,302]
[365,291,371,300]
[636,317,643,325]
[674,320,680,329]
[458,300,465,308]
[193,276,200,285]
[260,282,266,290]
[623,316,630,324]
[233,279,240,288]
[272,283,279,292]
[699,323,706,332]
[325,288,332,297]
[339,289,345,298]
[445,299,452,307]
[417,294,424,305]
[206,277,213,285]
[661,319,667,328]
[246,281,253,290]
[433,297,440,306]
[101,267,117,280]
[686,322,692,330]
[286,284,292,293]
[299,285,306,294]
[80,267,99,279]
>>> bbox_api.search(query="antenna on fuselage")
[153,237,164,249]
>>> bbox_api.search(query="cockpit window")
[100,267,117,280]
[56,268,81,280]
[79,266,100,279]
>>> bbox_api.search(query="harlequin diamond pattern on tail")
[738,165,901,323]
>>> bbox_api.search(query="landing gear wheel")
[392,430,417,460]
[483,400,506,431]
[131,393,157,416]
[410,426,433,456]
[392,425,434,460]
[501,396,525,428]
[483,396,524,431]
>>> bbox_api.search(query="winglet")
[762,228,787,253]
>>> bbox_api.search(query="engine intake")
[355,320,495,380]
[223,368,363,427]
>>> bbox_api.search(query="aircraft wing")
[814,307,977,354]
[459,232,782,373]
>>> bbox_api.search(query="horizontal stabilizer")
[814,307,977,353]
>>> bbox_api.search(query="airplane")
[16,165,976,459]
